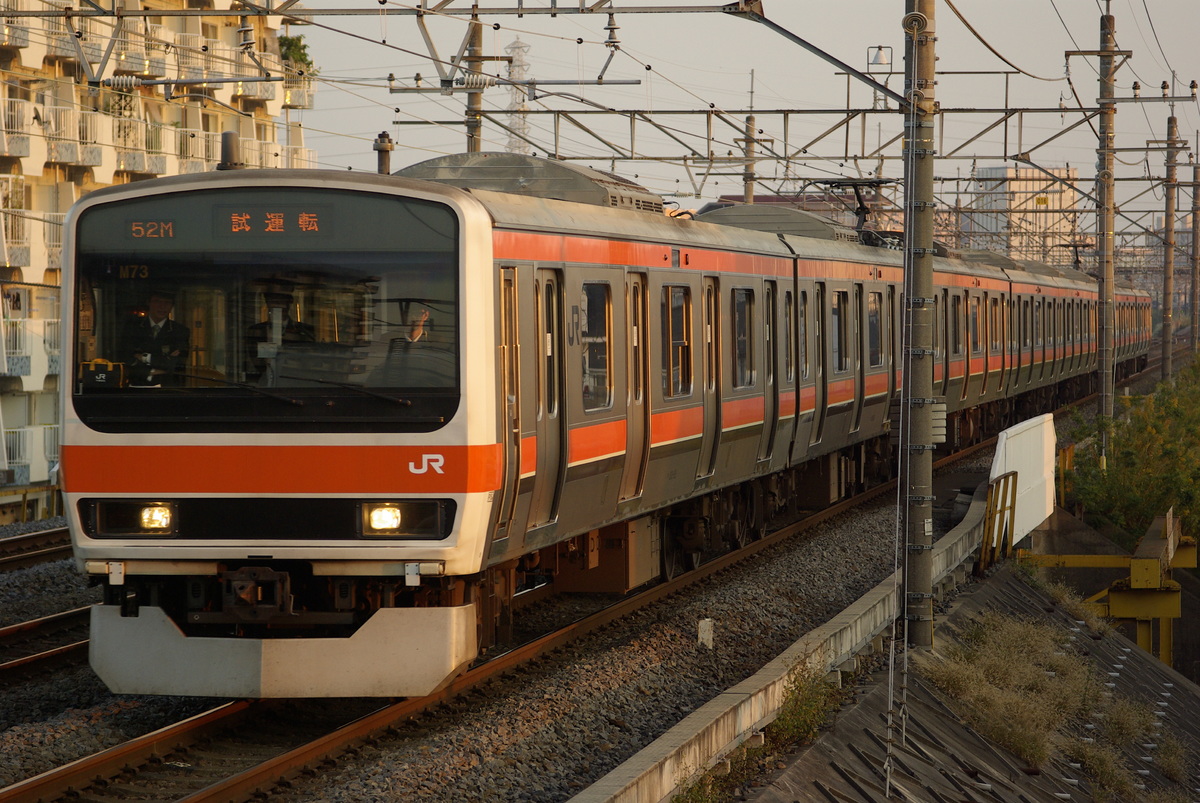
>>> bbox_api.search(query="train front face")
[61,172,499,697]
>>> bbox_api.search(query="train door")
[811,283,827,446]
[527,269,565,528]
[493,268,523,542]
[759,280,778,462]
[619,273,650,501]
[697,277,721,480]
[851,284,865,432]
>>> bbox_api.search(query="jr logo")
[409,454,445,475]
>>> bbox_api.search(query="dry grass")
[922,600,1195,801]
[1154,732,1191,783]
[1043,580,1113,636]
[924,612,1099,767]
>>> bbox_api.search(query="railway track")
[0,527,72,572]
[0,607,90,686]
[0,353,1183,803]
[0,440,992,803]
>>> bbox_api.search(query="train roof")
[395,152,666,215]
[693,204,861,243]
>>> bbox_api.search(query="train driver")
[244,290,316,383]
[119,289,190,387]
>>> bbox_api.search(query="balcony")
[178,128,219,173]
[144,25,171,78]
[43,212,63,270]
[44,318,58,375]
[0,98,30,157]
[39,107,101,166]
[0,0,29,49]
[3,424,59,486]
[281,145,316,169]
[43,1,102,62]
[2,316,29,376]
[176,33,205,81]
[0,175,29,267]
[111,117,167,175]
[282,62,315,109]
[232,52,280,101]
[242,138,279,169]
[112,19,148,76]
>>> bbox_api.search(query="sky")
[285,1,1200,215]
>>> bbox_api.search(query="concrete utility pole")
[903,0,936,649]
[1192,155,1199,353]
[465,16,484,153]
[743,114,757,203]
[1162,113,1179,380]
[1097,11,1117,465]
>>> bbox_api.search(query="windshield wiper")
[178,372,305,406]
[278,374,413,406]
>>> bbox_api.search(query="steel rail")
[1,350,1173,803]
[0,607,91,682]
[0,527,72,572]
[0,701,258,803]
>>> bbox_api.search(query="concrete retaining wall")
[571,490,990,803]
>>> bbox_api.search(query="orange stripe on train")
[62,444,505,494]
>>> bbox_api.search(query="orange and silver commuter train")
[61,153,1151,697]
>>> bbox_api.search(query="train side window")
[989,297,1001,351]
[541,281,559,417]
[969,296,981,354]
[631,284,643,403]
[662,285,692,398]
[800,290,809,378]
[764,283,775,385]
[867,291,883,367]
[784,290,795,382]
[831,290,850,372]
[581,282,611,412]
[951,294,962,355]
[933,295,941,358]
[732,287,755,388]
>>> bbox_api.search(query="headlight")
[360,500,452,539]
[81,500,178,536]
[140,505,173,530]
[367,504,403,531]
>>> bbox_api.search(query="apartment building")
[0,0,314,523]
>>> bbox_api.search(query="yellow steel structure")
[1018,509,1196,665]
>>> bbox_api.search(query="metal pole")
[903,0,935,648]
[1097,13,1116,466]
[1162,113,1178,380]
[374,130,394,175]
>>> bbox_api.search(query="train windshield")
[70,186,460,432]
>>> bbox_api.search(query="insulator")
[459,74,497,90]
[105,75,142,90]
[603,13,620,48]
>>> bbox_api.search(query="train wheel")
[662,534,699,580]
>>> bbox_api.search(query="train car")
[62,152,1150,697]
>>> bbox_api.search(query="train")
[61,152,1151,697]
